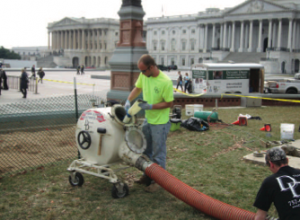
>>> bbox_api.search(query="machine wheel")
[286,88,297,94]
[69,172,84,187]
[111,183,129,199]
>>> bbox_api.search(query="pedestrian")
[37,67,45,83]
[184,72,190,93]
[81,65,84,75]
[124,54,174,193]
[20,68,29,98]
[176,71,183,92]
[1,68,9,90]
[253,147,300,220]
[0,69,2,96]
[31,65,36,79]
[77,65,80,75]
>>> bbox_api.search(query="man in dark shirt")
[253,147,300,220]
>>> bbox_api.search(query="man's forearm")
[152,101,173,110]
[128,87,142,102]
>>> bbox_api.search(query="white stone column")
[187,26,190,52]
[288,19,293,51]
[272,22,277,48]
[292,20,297,51]
[257,20,263,52]
[73,30,76,50]
[204,24,208,52]
[228,24,231,48]
[220,23,223,49]
[245,23,249,49]
[239,21,244,52]
[87,30,90,50]
[48,32,50,50]
[231,21,235,52]
[65,31,68,49]
[69,30,72,49]
[57,31,61,49]
[97,29,100,52]
[77,30,80,49]
[268,19,272,49]
[223,22,227,49]
[212,23,216,48]
[248,20,253,52]
[166,27,169,52]
[82,30,85,50]
[277,19,282,49]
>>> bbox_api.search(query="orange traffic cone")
[260,124,271,131]
[239,116,248,126]
[231,120,240,125]
[265,124,271,132]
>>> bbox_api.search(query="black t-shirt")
[253,166,300,220]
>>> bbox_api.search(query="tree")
[0,46,21,59]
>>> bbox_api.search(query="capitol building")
[47,0,300,74]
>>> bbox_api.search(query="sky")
[0,0,246,49]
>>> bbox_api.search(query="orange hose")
[145,163,255,220]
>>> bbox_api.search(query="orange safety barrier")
[145,163,255,220]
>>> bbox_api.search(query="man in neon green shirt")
[125,54,174,192]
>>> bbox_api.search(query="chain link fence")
[0,93,105,178]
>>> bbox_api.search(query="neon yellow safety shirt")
[135,70,174,124]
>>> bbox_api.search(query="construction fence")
[0,93,106,178]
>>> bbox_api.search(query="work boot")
[145,182,161,193]
[134,175,152,186]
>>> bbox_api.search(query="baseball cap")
[266,147,286,162]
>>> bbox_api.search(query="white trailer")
[191,63,265,94]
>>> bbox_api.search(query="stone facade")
[47,0,300,74]
[47,17,119,68]
[146,0,300,74]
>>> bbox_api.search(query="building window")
[191,58,194,65]
[115,32,118,36]
[162,30,165,35]
[154,31,157,35]
[161,43,165,51]
[183,30,186,34]
[161,58,164,65]
[182,41,186,51]
[182,58,185,66]
[191,29,195,34]
[172,30,176,35]
[171,58,175,65]
[171,39,176,51]
[191,41,195,51]
[104,43,107,50]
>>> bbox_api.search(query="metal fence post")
[74,77,80,159]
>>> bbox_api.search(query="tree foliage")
[0,46,21,59]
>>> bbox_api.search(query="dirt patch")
[0,126,77,176]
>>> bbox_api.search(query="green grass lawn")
[1,106,299,220]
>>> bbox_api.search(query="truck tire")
[286,88,297,94]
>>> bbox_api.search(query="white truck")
[191,63,265,94]
[265,73,300,94]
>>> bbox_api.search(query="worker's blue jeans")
[142,119,171,169]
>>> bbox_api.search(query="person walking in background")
[1,68,9,90]
[77,65,80,75]
[184,72,190,93]
[253,147,300,220]
[176,71,183,92]
[124,54,174,193]
[81,65,84,75]
[0,69,2,96]
[20,69,29,98]
[38,67,45,84]
[31,65,36,79]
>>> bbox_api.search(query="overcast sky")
[0,0,246,49]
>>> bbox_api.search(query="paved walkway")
[0,69,183,105]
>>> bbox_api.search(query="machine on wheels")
[67,104,146,198]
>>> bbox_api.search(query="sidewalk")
[0,70,111,105]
